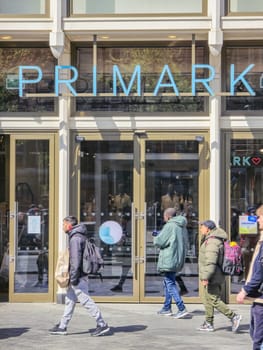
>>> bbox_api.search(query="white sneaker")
[232,314,242,332]
[173,308,189,319]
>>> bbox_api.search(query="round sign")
[99,220,123,245]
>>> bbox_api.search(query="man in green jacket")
[198,220,242,332]
[154,207,189,318]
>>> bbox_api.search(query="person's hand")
[236,289,247,304]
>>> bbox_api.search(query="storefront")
[0,0,263,304]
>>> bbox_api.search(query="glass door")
[78,135,136,300]
[9,135,55,302]
[77,132,208,302]
[141,136,203,301]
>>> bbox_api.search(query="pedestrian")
[49,216,110,336]
[153,207,189,318]
[236,204,263,350]
[198,220,242,332]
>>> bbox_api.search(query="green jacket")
[199,227,227,284]
[153,215,187,273]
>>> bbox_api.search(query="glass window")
[15,140,50,293]
[0,0,46,15]
[75,45,207,113]
[230,139,263,294]
[224,47,263,112]
[0,47,56,113]
[229,0,263,13]
[71,0,204,15]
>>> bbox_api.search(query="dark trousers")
[250,303,263,350]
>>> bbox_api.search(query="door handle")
[9,213,15,219]
[135,256,145,264]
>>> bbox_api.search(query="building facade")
[0,0,263,304]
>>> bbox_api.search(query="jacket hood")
[168,215,187,228]
[68,223,87,239]
[207,227,228,240]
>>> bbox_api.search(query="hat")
[200,220,216,230]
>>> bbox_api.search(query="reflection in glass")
[0,48,55,112]
[225,47,263,111]
[230,139,263,294]
[80,141,133,295]
[0,0,46,15]
[76,46,206,113]
[144,140,199,297]
[229,0,263,13]
[15,140,49,293]
[71,0,203,15]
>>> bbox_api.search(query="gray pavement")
[0,302,252,350]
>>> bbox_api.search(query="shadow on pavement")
[0,327,30,339]
[89,324,147,336]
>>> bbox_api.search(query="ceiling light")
[0,35,12,40]
[99,35,109,39]
[168,35,176,39]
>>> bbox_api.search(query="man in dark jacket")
[237,204,263,350]
[198,220,242,332]
[153,208,189,318]
[49,216,110,336]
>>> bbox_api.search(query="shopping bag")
[55,250,69,288]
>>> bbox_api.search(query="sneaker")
[198,321,214,332]
[173,308,189,319]
[157,309,173,316]
[110,285,123,292]
[49,324,67,335]
[231,314,242,332]
[90,324,110,337]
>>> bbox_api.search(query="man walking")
[198,220,242,332]
[154,207,188,318]
[49,216,110,336]
[237,204,263,350]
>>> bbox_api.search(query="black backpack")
[82,238,104,281]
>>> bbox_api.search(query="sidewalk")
[0,302,252,350]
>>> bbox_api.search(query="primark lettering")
[18,63,256,97]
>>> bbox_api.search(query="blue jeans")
[162,271,185,312]
[59,277,107,329]
[250,303,263,350]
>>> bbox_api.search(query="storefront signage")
[99,220,123,245]
[239,215,258,235]
[17,64,256,97]
[27,215,41,234]
[231,156,262,167]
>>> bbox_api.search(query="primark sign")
[17,63,257,97]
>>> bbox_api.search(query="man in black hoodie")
[49,216,110,336]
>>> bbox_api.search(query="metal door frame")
[9,133,56,302]
[72,131,209,303]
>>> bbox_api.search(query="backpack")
[217,239,243,276]
[82,238,104,281]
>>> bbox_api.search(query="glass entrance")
[9,135,55,302]
[79,139,134,299]
[78,133,206,301]
[144,140,199,298]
